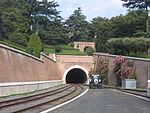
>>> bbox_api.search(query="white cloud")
[54,0,127,21]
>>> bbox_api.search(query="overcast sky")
[53,0,128,21]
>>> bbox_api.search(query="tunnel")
[66,68,87,84]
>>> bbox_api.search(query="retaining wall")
[0,44,62,96]
[0,80,63,96]
[94,53,150,88]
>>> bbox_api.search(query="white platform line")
[111,89,150,102]
[40,89,89,113]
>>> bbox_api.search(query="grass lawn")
[140,54,150,59]
[58,49,86,55]
[43,44,86,55]
[44,44,76,50]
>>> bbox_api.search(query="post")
[148,80,150,97]
[148,66,150,97]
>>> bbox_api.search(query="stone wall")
[0,44,61,83]
[94,53,150,88]
[74,42,95,52]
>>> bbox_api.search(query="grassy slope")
[0,40,86,55]
[0,40,27,52]
[43,44,86,55]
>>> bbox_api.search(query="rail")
[0,84,85,113]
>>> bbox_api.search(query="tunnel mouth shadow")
[66,68,87,84]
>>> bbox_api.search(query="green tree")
[90,17,111,52]
[31,0,66,44]
[110,10,146,38]
[27,33,42,57]
[121,0,150,32]
[65,7,89,42]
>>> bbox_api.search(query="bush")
[8,32,27,47]
[55,46,62,53]
[0,37,3,41]
[69,43,74,47]
[27,33,42,57]
[107,37,150,56]
[85,47,95,56]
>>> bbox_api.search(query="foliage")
[0,40,27,52]
[121,0,150,9]
[107,37,150,56]
[90,17,111,52]
[121,0,150,32]
[0,0,67,47]
[110,10,146,37]
[133,30,150,38]
[94,57,109,84]
[8,32,27,46]
[27,33,42,57]
[68,43,74,47]
[55,46,62,53]
[113,56,136,86]
[65,7,90,42]
[85,47,95,56]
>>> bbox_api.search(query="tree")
[27,33,42,57]
[31,0,67,44]
[0,13,5,39]
[110,10,146,38]
[65,7,89,42]
[121,0,150,32]
[0,0,30,42]
[90,17,111,52]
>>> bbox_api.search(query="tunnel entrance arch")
[63,65,89,84]
[66,68,87,83]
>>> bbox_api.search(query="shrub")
[69,43,74,47]
[107,38,150,56]
[113,55,136,86]
[55,46,62,53]
[27,33,42,57]
[85,47,95,56]
[8,32,27,47]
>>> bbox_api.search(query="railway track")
[0,84,85,113]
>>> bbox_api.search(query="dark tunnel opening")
[66,68,87,84]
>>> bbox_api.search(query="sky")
[54,0,128,21]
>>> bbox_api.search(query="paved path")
[50,89,150,113]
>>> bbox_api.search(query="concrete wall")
[0,44,61,82]
[74,42,95,52]
[0,80,63,96]
[94,53,150,88]
[0,44,62,96]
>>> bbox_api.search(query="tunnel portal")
[66,68,87,84]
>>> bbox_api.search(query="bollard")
[147,80,150,97]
